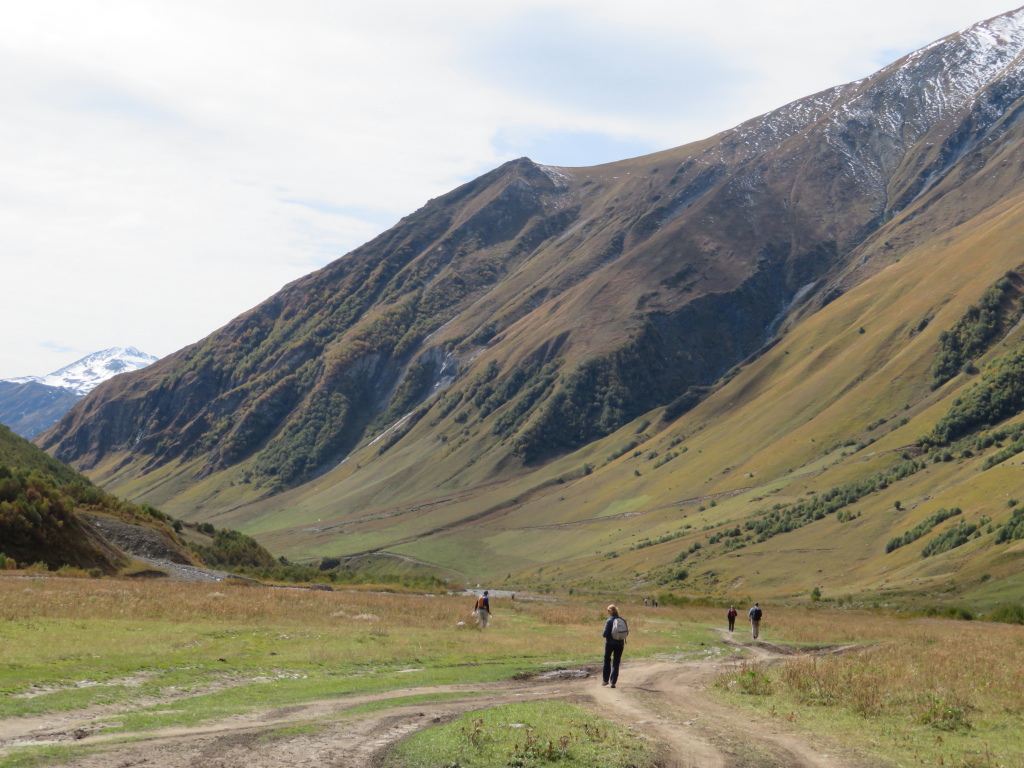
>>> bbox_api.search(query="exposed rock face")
[37,8,1024,494]
[83,514,195,566]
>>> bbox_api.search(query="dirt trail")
[0,634,882,768]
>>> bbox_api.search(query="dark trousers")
[728,617,735,631]
[603,642,623,685]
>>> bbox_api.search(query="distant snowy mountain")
[0,347,157,439]
[4,347,158,397]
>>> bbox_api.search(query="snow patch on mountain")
[709,7,1024,179]
[5,347,158,396]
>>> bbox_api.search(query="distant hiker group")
[466,591,764,693]
[726,603,763,638]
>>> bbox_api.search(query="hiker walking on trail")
[474,590,491,628]
[602,605,628,688]
[727,605,738,632]
[749,602,763,639]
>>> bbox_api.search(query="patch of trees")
[920,521,978,557]
[930,271,1024,389]
[886,508,962,553]
[741,459,925,547]
[921,348,1024,447]
[630,527,691,552]
[662,387,712,421]
[375,405,429,456]
[190,528,279,569]
[369,361,438,435]
[995,507,1024,543]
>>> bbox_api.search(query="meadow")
[711,607,1024,768]
[1,574,1022,767]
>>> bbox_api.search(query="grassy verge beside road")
[381,700,656,768]
[712,608,1024,768]
[0,576,710,734]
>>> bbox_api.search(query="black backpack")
[752,607,763,621]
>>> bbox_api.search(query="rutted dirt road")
[0,634,882,768]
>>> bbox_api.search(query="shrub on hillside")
[922,347,1024,446]
[886,508,962,554]
[191,528,279,569]
[930,272,1024,389]
[985,604,1024,624]
[921,522,978,557]
[995,508,1024,543]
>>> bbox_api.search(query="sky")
[0,0,1018,378]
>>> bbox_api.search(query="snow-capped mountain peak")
[4,347,158,396]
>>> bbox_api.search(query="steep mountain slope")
[36,8,1024,604]
[0,347,158,439]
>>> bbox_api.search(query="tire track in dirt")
[0,637,883,768]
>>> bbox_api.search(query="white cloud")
[0,0,1015,377]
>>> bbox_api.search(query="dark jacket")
[603,616,625,647]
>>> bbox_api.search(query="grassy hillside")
[117,164,1024,611]
[0,424,193,573]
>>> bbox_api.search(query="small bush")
[985,604,1024,624]
[917,695,973,731]
[721,666,773,696]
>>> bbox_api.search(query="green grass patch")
[0,685,136,718]
[0,744,96,768]
[380,700,656,768]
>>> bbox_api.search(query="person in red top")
[727,606,738,632]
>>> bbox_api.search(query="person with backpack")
[748,602,763,639]
[601,605,628,688]
[474,590,491,628]
[727,605,738,632]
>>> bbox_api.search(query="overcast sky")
[1,0,1017,378]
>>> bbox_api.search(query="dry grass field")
[707,606,1024,767]
[2,575,1022,767]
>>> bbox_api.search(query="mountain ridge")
[0,347,157,439]
[35,7,1024,604]
[5,346,158,396]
